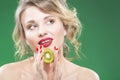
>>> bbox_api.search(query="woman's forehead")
[21,6,60,24]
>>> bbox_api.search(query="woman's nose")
[38,26,47,37]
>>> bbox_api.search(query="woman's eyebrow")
[25,16,56,25]
[44,16,56,20]
[26,20,35,24]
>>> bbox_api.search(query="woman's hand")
[34,45,62,80]
[21,45,62,80]
[53,46,62,80]
[34,45,47,80]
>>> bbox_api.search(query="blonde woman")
[0,0,99,80]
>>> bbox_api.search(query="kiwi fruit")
[43,48,54,63]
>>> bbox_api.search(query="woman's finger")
[53,46,59,63]
[34,45,44,72]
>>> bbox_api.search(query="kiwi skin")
[43,48,54,63]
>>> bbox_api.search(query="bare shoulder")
[0,57,33,80]
[63,59,100,80]
[76,65,100,80]
[0,62,20,80]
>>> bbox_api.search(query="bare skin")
[0,56,99,80]
[0,6,99,80]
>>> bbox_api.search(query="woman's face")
[21,6,66,53]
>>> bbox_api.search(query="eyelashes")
[46,19,55,25]
[26,24,38,30]
[25,18,56,30]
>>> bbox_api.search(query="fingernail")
[40,50,42,53]
[36,48,38,52]
[54,46,58,50]
[40,45,42,49]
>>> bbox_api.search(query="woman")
[0,0,99,80]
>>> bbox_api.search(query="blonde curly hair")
[13,0,82,59]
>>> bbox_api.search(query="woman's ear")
[64,29,67,36]
[63,24,68,37]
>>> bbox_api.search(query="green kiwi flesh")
[43,48,54,63]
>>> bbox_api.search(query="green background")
[0,0,120,80]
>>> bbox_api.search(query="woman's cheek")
[25,32,37,48]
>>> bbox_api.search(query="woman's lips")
[38,38,53,47]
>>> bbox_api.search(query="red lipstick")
[38,38,53,47]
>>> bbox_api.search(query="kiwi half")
[43,48,54,63]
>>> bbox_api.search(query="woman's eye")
[30,25,35,30]
[46,19,55,25]
[27,25,37,30]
